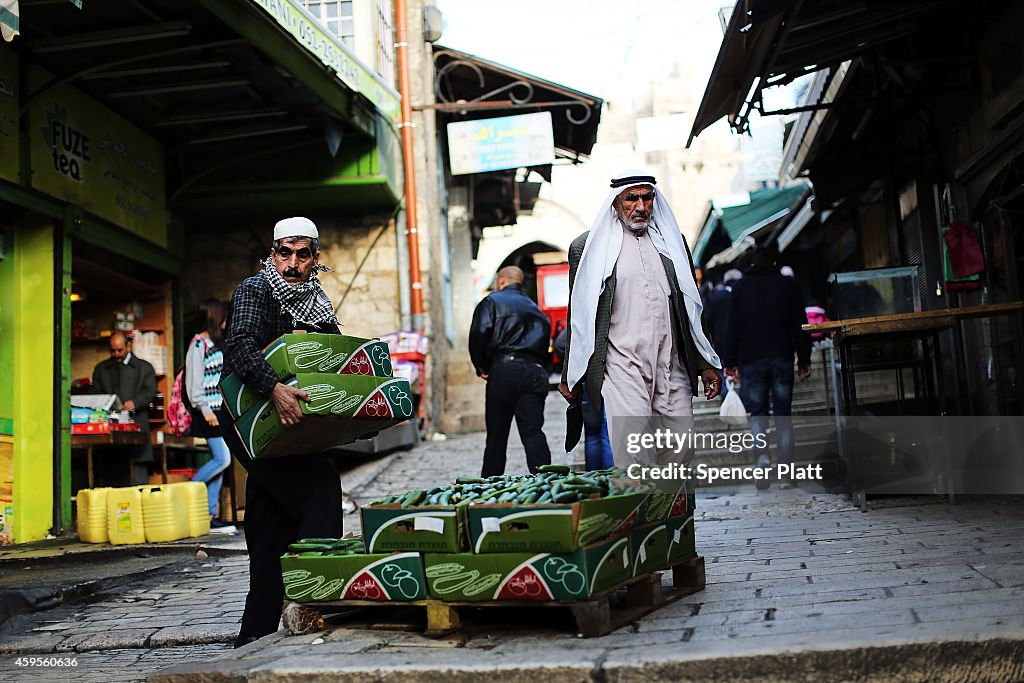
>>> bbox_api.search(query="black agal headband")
[610,175,657,188]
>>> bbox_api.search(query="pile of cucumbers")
[369,465,654,508]
[287,536,365,556]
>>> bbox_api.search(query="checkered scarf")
[259,258,339,327]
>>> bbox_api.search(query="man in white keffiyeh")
[558,169,722,469]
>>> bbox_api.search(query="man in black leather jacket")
[469,266,552,476]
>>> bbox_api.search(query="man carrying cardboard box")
[218,217,344,648]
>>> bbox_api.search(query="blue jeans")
[192,436,231,516]
[740,357,795,473]
[581,386,613,471]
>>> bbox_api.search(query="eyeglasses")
[623,191,655,203]
[275,246,313,261]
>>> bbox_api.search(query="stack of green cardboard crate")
[280,468,697,605]
[220,333,415,460]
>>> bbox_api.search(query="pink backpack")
[167,365,192,437]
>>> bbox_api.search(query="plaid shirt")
[224,275,340,396]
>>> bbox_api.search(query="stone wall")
[181,213,402,340]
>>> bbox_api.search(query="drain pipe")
[396,0,425,332]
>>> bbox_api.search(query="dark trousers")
[740,356,795,469]
[482,358,551,476]
[217,407,343,642]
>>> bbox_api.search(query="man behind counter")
[91,331,157,484]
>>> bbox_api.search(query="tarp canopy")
[693,183,809,265]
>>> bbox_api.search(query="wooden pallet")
[284,554,705,638]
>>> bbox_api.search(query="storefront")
[0,0,403,544]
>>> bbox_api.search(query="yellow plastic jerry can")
[141,485,190,543]
[76,487,111,544]
[173,481,211,538]
[106,486,146,545]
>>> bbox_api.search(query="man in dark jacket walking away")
[704,268,742,399]
[721,247,811,489]
[470,266,552,476]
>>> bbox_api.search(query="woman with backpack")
[187,299,236,534]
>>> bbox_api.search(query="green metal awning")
[692,183,809,265]
[1,1,19,42]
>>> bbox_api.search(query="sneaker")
[778,480,796,491]
[209,518,237,535]
[341,495,359,515]
[755,454,772,490]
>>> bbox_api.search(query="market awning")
[692,183,809,266]
[773,193,815,252]
[1,1,18,42]
[688,0,951,145]
[10,0,403,218]
[429,46,603,161]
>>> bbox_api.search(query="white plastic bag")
[719,378,748,426]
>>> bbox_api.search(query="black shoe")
[233,634,259,649]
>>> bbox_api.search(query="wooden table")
[71,432,147,489]
[802,302,1023,509]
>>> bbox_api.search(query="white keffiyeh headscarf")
[566,168,721,390]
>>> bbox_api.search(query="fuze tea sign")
[28,68,168,246]
[44,105,90,182]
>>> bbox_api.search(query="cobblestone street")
[2,397,1023,681]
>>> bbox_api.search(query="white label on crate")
[481,517,501,533]
[673,528,682,544]
[413,516,445,534]
[638,544,647,565]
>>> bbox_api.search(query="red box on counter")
[71,422,141,435]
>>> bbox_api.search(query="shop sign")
[251,0,400,121]
[0,46,17,183]
[28,68,167,246]
[447,112,555,176]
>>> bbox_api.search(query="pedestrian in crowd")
[721,246,811,490]
[91,331,157,484]
[559,169,722,467]
[704,268,743,399]
[469,265,552,476]
[554,327,612,470]
[219,217,344,647]
[185,298,236,535]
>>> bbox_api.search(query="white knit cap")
[273,217,318,241]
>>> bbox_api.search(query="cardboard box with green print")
[231,373,415,460]
[220,333,394,419]
[665,514,696,564]
[360,504,465,554]
[281,550,427,603]
[464,489,650,554]
[638,480,695,525]
[423,534,633,602]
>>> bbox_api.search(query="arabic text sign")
[447,112,554,176]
